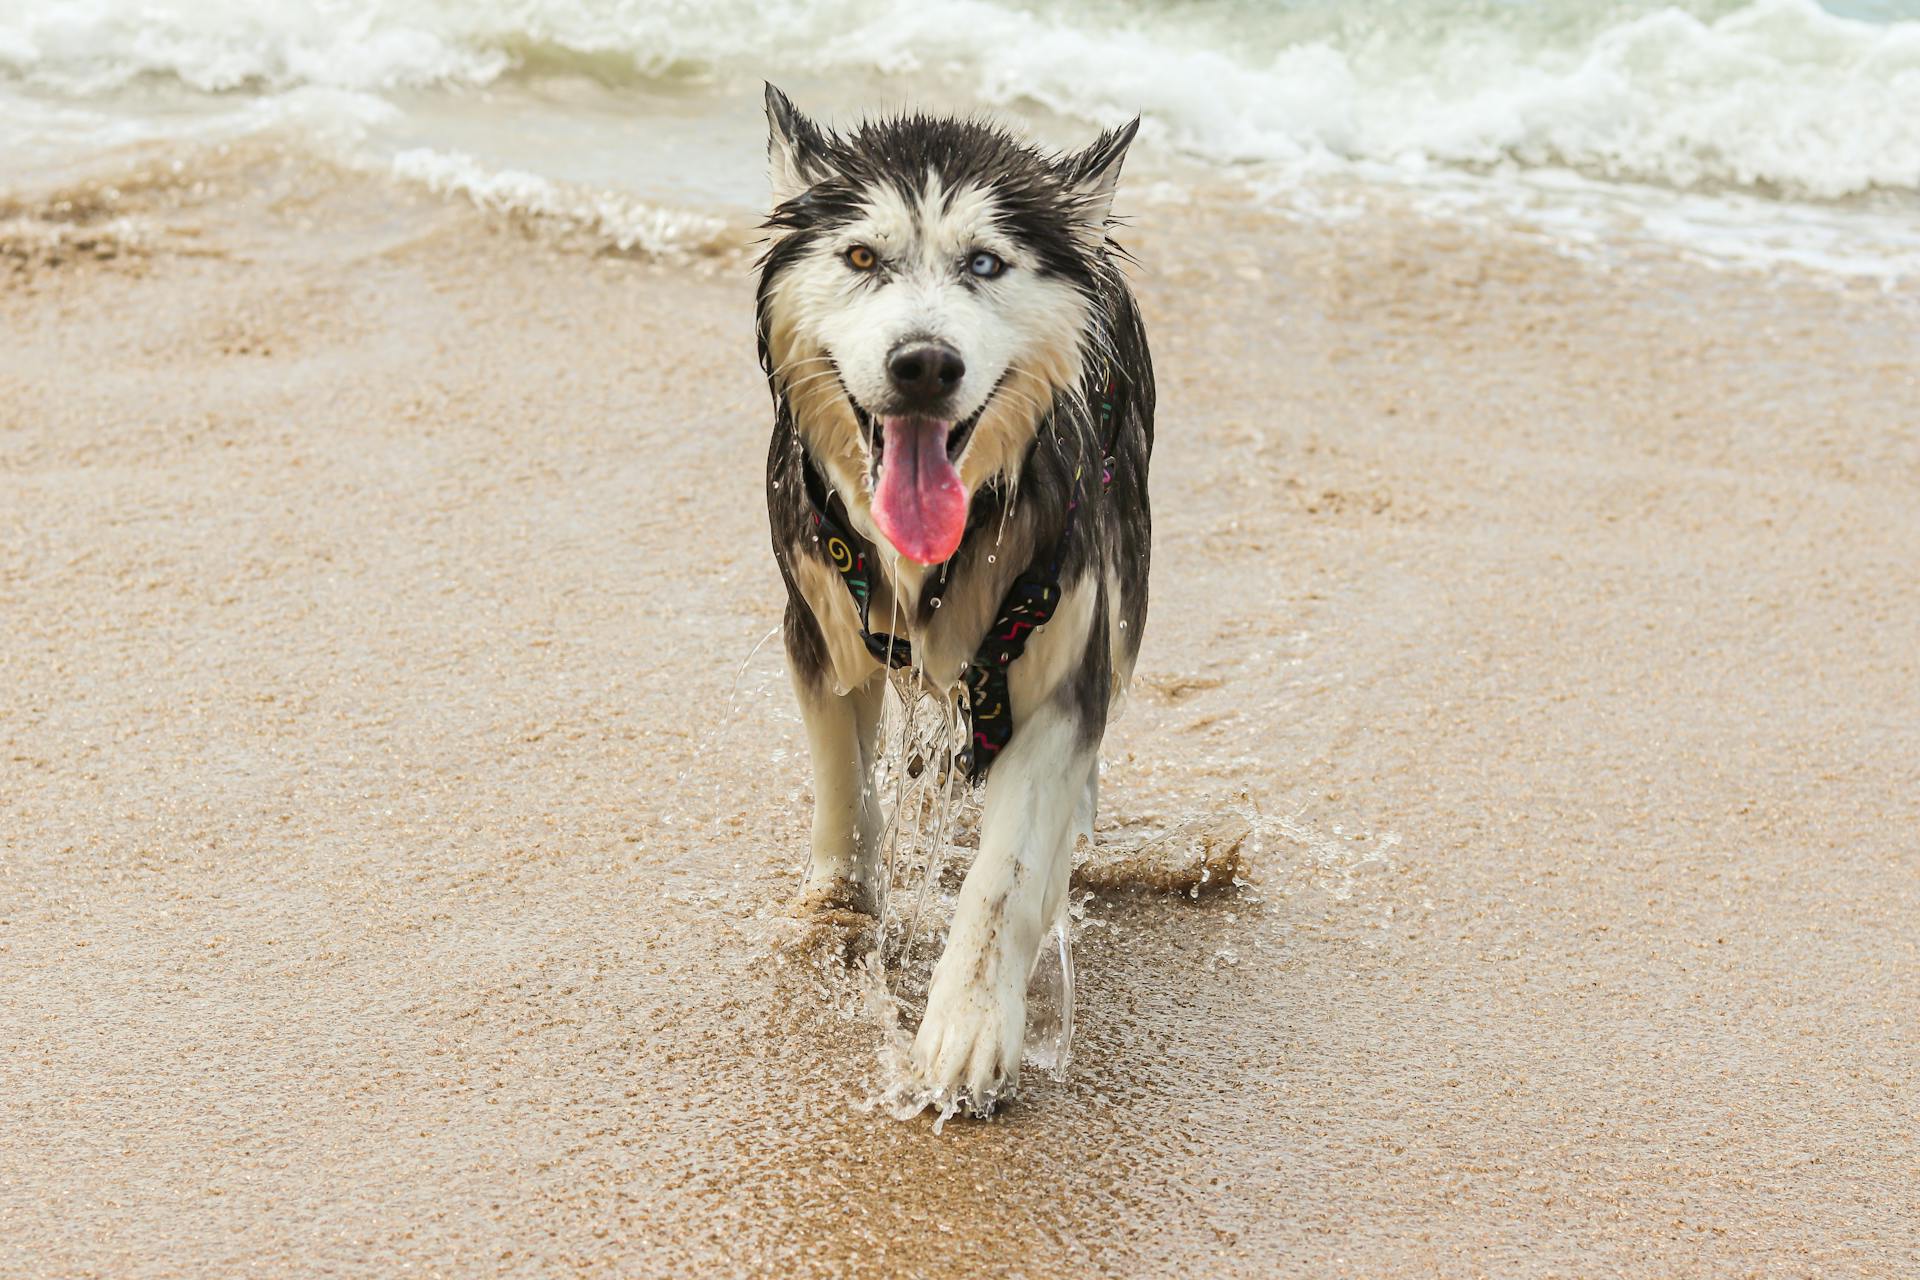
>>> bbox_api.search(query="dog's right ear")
[1062,116,1140,230]
[766,84,829,204]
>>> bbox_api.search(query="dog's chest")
[791,542,1005,694]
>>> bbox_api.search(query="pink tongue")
[872,416,968,565]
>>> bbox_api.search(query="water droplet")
[930,598,942,608]
[987,554,996,563]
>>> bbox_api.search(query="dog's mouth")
[846,403,970,565]
[852,398,986,473]
[842,387,999,566]
[809,361,1007,566]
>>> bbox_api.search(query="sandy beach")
[3,146,1917,1277]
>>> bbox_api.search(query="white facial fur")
[764,174,1091,480]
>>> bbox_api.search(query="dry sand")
[3,148,1917,1278]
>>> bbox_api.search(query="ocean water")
[3,0,1918,275]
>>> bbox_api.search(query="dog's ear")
[1062,116,1139,228]
[766,83,830,204]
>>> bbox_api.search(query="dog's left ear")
[766,83,830,204]
[1062,116,1140,229]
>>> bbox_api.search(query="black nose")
[886,340,965,411]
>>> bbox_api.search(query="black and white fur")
[757,86,1154,1113]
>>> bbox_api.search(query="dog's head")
[758,85,1136,565]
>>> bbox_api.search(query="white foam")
[6,0,1916,199]
[0,0,506,93]
[4,0,1917,276]
[389,147,732,258]
[958,0,1920,201]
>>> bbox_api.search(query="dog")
[756,85,1154,1113]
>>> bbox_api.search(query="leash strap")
[958,565,1060,777]
[802,458,915,670]
[958,370,1116,779]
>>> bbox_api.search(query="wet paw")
[791,874,877,920]
[911,967,1026,1117]
[788,878,877,964]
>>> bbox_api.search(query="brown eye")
[846,245,877,271]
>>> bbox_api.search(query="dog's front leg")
[790,662,885,918]
[912,703,1095,1107]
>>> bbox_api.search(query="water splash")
[765,681,1405,1123]
[1022,915,1076,1079]
[833,674,1089,1122]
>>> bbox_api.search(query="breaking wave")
[3,0,1918,200]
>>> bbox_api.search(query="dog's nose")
[886,340,965,410]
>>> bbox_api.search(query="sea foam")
[4,0,1915,199]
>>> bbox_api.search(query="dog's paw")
[791,874,877,920]
[912,965,1026,1116]
[788,878,878,964]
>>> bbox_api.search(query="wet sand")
[3,150,1917,1277]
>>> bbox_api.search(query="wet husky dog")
[757,86,1153,1112]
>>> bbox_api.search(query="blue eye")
[967,250,1006,279]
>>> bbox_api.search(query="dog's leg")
[791,666,885,917]
[912,702,1095,1106]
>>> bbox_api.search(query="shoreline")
[12,131,1920,292]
